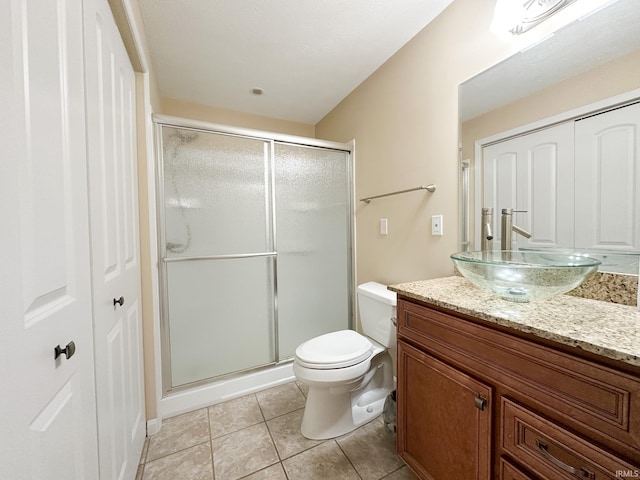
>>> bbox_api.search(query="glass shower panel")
[161,126,271,257]
[161,125,276,389]
[166,257,275,387]
[274,143,350,359]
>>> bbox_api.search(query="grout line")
[145,439,211,464]
[207,408,216,480]
[254,392,268,423]
[334,438,364,480]
[264,418,283,463]
[294,380,308,398]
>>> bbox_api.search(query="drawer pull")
[536,439,595,479]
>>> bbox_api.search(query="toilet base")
[299,352,393,440]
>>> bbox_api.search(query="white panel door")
[482,146,517,249]
[84,0,146,478]
[0,0,99,478]
[575,102,640,252]
[483,122,574,250]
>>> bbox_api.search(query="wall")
[314,0,604,289]
[121,0,607,423]
[315,0,505,287]
[160,97,315,137]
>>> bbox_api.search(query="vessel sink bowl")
[451,251,601,302]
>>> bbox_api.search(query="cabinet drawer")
[500,458,537,480]
[397,300,640,461]
[502,397,639,479]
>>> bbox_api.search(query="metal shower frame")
[152,114,356,396]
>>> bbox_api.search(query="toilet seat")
[295,330,373,369]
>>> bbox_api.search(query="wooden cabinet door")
[397,341,492,480]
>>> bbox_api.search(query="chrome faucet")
[501,209,532,250]
[481,208,494,251]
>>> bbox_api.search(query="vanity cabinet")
[397,341,492,479]
[396,298,640,480]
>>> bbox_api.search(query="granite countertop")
[389,276,640,367]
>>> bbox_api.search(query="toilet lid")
[295,330,373,369]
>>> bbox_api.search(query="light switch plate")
[431,215,443,236]
[380,218,388,235]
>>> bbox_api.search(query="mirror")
[459,0,640,274]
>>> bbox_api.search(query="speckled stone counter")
[568,271,638,306]
[389,276,640,367]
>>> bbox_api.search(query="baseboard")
[146,418,161,436]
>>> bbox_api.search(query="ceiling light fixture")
[491,0,578,35]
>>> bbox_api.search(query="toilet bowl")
[294,282,397,440]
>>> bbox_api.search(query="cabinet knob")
[113,296,125,307]
[474,396,487,411]
[54,341,76,360]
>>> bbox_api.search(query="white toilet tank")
[357,282,397,348]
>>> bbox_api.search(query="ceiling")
[138,0,454,125]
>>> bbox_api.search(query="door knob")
[113,296,125,307]
[54,341,76,360]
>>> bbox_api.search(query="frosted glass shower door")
[161,127,275,388]
[274,143,351,359]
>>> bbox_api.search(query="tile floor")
[136,381,417,480]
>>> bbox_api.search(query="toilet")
[293,281,397,440]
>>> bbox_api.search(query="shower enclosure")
[154,116,354,394]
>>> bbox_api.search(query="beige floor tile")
[146,408,210,462]
[282,441,360,480]
[209,394,264,438]
[255,382,306,420]
[143,443,213,480]
[266,408,322,459]
[212,423,279,480]
[381,465,419,480]
[337,417,404,480]
[241,463,288,480]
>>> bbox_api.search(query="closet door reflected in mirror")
[481,102,640,253]
[482,122,574,250]
[575,102,640,252]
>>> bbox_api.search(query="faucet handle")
[501,208,527,215]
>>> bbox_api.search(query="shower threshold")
[159,360,295,419]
